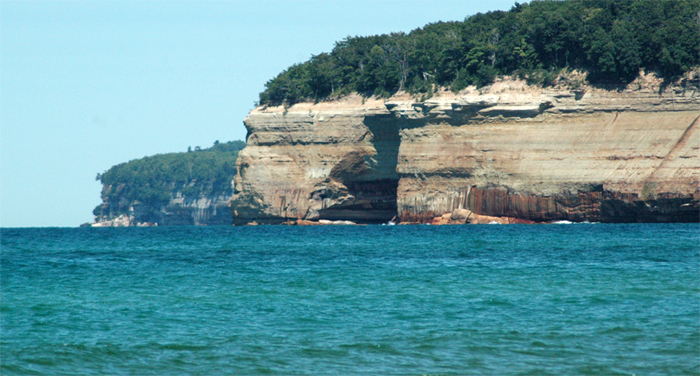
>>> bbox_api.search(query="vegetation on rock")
[259,0,700,105]
[94,140,245,216]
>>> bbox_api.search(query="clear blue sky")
[1,0,515,227]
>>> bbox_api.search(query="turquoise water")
[2,224,698,375]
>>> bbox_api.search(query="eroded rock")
[230,73,700,224]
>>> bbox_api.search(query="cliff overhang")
[230,72,700,224]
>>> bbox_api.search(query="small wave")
[550,219,600,224]
[339,342,402,355]
[600,326,643,334]
[159,343,212,351]
[300,347,348,357]
[25,357,56,366]
[488,221,501,225]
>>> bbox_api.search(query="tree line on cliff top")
[259,0,700,105]
[94,140,245,216]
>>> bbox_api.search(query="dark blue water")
[2,224,698,375]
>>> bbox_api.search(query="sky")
[1,0,516,227]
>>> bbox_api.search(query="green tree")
[257,0,700,105]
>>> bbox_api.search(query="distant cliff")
[229,71,700,224]
[92,141,245,227]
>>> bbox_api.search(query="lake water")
[2,224,698,375]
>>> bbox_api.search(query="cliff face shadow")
[363,114,401,182]
[317,179,399,223]
[317,114,400,224]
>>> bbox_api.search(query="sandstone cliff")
[93,188,233,227]
[230,72,700,224]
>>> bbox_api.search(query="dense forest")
[94,140,245,216]
[259,0,700,105]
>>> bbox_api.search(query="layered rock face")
[94,188,232,227]
[230,73,700,224]
[230,97,399,224]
